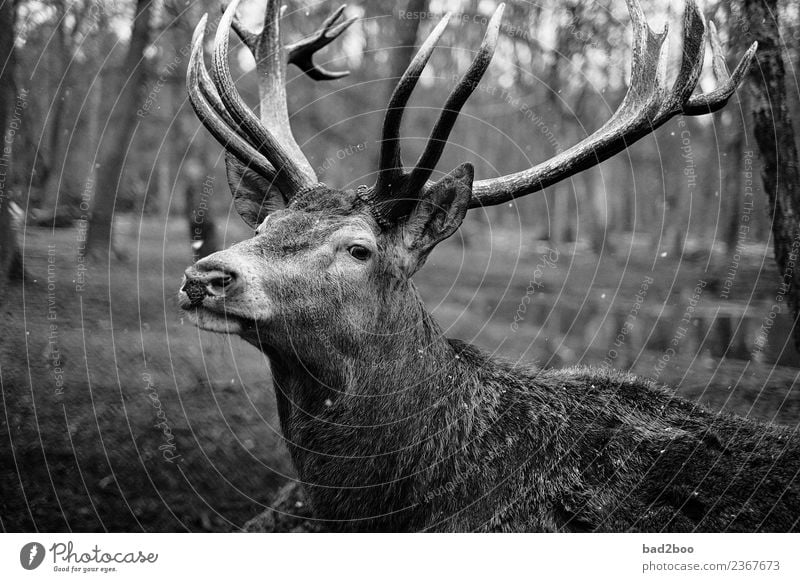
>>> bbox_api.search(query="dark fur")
[254,304,800,532]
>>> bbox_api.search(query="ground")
[1,216,798,531]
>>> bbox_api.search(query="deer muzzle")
[180,266,240,308]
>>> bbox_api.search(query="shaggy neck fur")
[247,280,491,530]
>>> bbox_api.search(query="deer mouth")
[185,307,244,335]
[178,270,266,336]
[178,285,245,334]
[178,270,253,335]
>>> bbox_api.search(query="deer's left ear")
[402,163,473,272]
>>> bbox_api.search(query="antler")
[188,14,278,184]
[187,1,355,199]
[368,5,505,222]
[366,0,756,222]
[469,0,757,208]
[228,2,356,81]
[286,5,357,81]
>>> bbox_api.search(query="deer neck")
[256,282,460,429]
[248,282,475,526]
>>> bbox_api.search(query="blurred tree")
[37,0,100,218]
[709,2,748,256]
[0,0,23,298]
[739,0,800,350]
[86,0,153,258]
[360,0,428,172]
[387,0,428,91]
[546,0,600,246]
[184,157,218,261]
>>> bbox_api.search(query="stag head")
[180,0,755,365]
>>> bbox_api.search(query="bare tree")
[37,0,99,217]
[86,0,153,257]
[739,0,800,350]
[361,0,428,171]
[0,0,22,298]
[183,157,218,261]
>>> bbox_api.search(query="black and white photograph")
[0,0,799,578]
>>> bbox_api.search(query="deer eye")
[348,245,371,261]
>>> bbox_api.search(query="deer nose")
[181,265,240,307]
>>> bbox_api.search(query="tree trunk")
[387,0,428,83]
[86,0,153,258]
[184,174,218,262]
[39,10,73,214]
[84,75,102,194]
[0,0,22,299]
[365,0,428,170]
[740,0,800,350]
[40,92,68,211]
[154,79,175,215]
[717,107,744,255]
[713,2,744,256]
[551,181,573,244]
[156,150,170,215]
[584,167,610,254]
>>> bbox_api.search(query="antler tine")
[403,4,505,199]
[469,0,756,208]
[187,14,277,184]
[614,0,667,119]
[684,21,757,115]
[374,13,453,195]
[226,2,355,81]
[212,0,317,194]
[194,28,248,136]
[659,0,705,114]
[287,5,358,81]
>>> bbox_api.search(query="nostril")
[207,273,235,296]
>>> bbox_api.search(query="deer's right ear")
[225,153,286,228]
[401,163,473,273]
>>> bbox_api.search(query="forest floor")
[2,217,799,531]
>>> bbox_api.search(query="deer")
[179,0,800,532]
